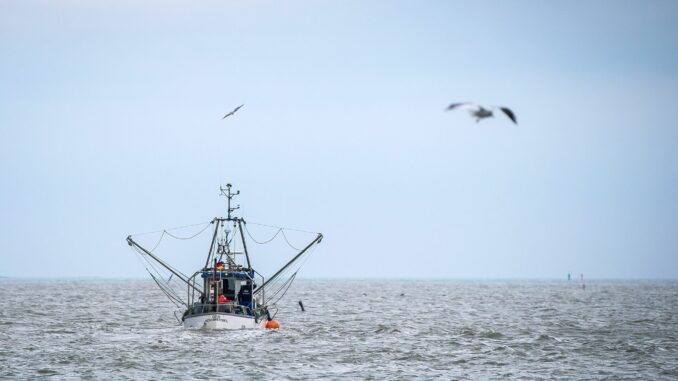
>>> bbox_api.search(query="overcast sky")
[1,0,677,279]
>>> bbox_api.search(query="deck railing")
[189,303,252,315]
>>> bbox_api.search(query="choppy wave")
[0,279,676,379]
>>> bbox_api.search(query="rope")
[149,271,185,308]
[129,220,212,237]
[130,246,159,282]
[280,230,302,251]
[149,231,166,252]
[261,246,310,299]
[269,245,316,304]
[131,244,189,286]
[268,271,296,300]
[163,222,213,240]
[244,223,282,244]
[130,220,211,259]
[263,242,317,303]
[139,252,171,289]
[244,221,311,251]
[270,271,298,305]
[247,221,319,235]
[131,245,186,307]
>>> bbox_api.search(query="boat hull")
[183,312,266,330]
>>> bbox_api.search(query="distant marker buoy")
[298,300,305,312]
[580,274,585,290]
[265,320,280,329]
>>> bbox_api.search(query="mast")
[221,183,240,221]
[218,183,251,268]
[201,185,242,270]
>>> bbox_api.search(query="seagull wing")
[446,102,475,111]
[222,104,245,119]
[498,107,517,124]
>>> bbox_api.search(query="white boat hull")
[183,312,266,330]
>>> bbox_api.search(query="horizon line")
[1,276,677,281]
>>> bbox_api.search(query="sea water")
[0,279,676,380]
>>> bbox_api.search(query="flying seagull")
[222,104,244,119]
[446,102,517,124]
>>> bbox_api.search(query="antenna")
[220,183,240,221]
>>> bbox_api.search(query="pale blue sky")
[1,1,677,279]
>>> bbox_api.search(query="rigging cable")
[259,243,317,302]
[129,220,212,237]
[280,229,302,251]
[268,271,298,303]
[247,221,319,235]
[148,271,185,307]
[130,244,190,295]
[268,272,299,309]
[129,245,187,307]
[243,223,282,245]
[244,222,309,251]
[163,222,213,240]
[131,220,212,256]
[149,231,166,252]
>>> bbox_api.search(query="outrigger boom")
[126,235,201,296]
[255,232,323,295]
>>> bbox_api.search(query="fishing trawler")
[126,184,323,329]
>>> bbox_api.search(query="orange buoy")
[265,320,280,329]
